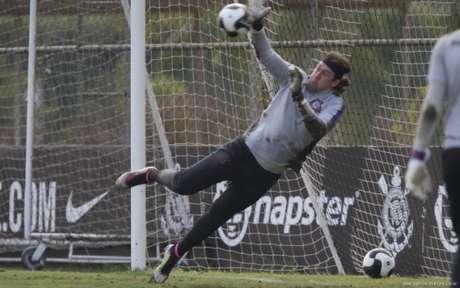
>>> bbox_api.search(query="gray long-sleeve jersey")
[427,29,460,149]
[245,30,345,174]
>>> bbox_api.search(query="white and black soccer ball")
[362,248,395,278]
[218,3,250,37]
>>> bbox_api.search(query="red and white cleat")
[115,166,159,188]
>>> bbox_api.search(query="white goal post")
[129,0,146,271]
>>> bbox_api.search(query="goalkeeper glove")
[288,66,303,102]
[405,149,432,201]
[241,6,271,31]
[288,66,328,139]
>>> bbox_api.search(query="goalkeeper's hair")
[324,52,351,96]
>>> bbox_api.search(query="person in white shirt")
[405,29,460,287]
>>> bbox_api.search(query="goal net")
[0,0,458,276]
[350,0,458,277]
[143,0,459,275]
[144,0,345,273]
[0,1,132,252]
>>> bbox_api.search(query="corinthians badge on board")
[377,166,414,255]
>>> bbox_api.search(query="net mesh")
[0,1,132,249]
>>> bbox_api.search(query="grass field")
[0,266,451,288]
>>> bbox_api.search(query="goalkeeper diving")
[116,5,351,283]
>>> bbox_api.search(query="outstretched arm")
[242,6,291,85]
[250,29,291,85]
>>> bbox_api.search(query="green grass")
[0,267,450,288]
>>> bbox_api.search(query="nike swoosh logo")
[66,191,109,223]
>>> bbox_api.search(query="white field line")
[184,274,366,287]
[197,274,287,284]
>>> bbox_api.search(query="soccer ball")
[217,3,250,37]
[362,248,395,278]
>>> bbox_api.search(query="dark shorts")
[173,136,280,197]
[174,137,281,254]
[442,148,460,234]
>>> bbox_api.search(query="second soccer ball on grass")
[362,248,395,278]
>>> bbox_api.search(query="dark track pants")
[169,137,280,255]
[442,148,460,288]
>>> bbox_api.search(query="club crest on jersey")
[309,99,323,113]
[435,185,458,253]
[377,166,414,255]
